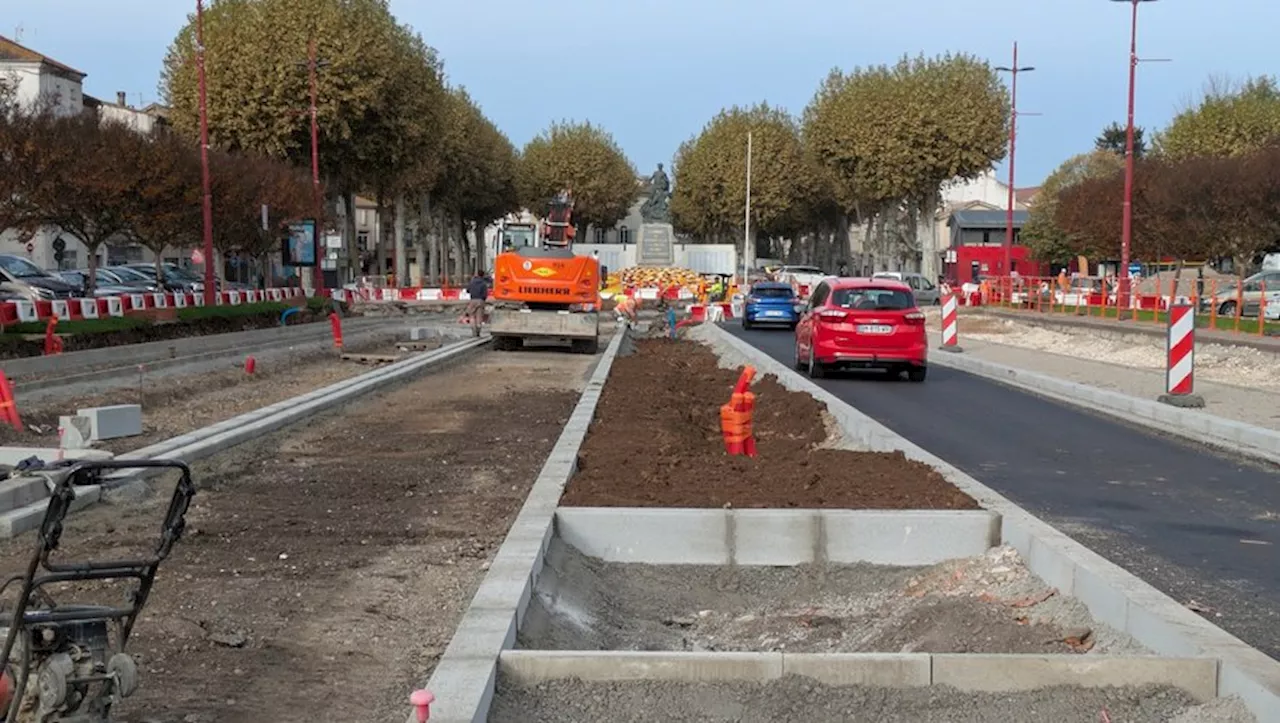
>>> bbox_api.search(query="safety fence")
[0,287,307,326]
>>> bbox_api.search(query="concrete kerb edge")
[496,650,1218,701]
[699,323,1280,722]
[553,507,1000,566]
[928,350,1280,467]
[410,330,626,723]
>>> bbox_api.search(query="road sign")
[1128,262,1143,277]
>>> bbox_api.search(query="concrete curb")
[497,650,1218,701]
[0,336,490,539]
[410,331,625,723]
[1,315,392,381]
[699,323,1280,723]
[928,349,1280,467]
[554,508,1000,566]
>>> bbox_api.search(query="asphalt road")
[726,322,1280,660]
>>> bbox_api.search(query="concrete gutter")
[498,650,1218,701]
[554,507,999,566]
[700,323,1280,723]
[927,350,1280,467]
[410,330,625,723]
[0,335,489,538]
[1,315,394,383]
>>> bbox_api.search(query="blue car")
[742,282,800,330]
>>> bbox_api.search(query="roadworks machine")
[489,190,601,354]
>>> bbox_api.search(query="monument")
[636,164,675,266]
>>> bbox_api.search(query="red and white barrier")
[1165,304,1195,396]
[940,293,960,350]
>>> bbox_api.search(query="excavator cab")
[542,192,576,247]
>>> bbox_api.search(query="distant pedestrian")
[464,271,489,337]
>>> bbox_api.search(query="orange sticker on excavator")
[531,267,556,277]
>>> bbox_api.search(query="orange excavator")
[489,190,601,353]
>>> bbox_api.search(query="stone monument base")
[636,223,675,267]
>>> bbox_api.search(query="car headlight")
[33,287,55,300]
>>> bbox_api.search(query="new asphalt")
[726,322,1280,660]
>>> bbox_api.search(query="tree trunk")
[342,192,357,285]
[428,208,442,286]
[415,193,431,286]
[394,193,407,287]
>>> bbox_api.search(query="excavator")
[489,190,601,354]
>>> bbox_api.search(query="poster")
[283,220,317,266]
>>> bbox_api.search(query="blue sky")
[8,1,1277,187]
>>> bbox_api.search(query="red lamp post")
[195,0,215,306]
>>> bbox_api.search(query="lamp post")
[195,0,215,306]
[995,44,1035,279]
[306,38,328,293]
[743,131,752,287]
[1111,0,1162,313]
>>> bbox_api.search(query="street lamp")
[195,0,215,306]
[995,43,1035,279]
[1111,0,1164,314]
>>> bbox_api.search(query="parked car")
[794,277,928,382]
[773,265,829,297]
[0,254,76,301]
[872,271,941,306]
[1199,270,1280,317]
[55,269,141,297]
[742,282,801,330]
[104,265,164,291]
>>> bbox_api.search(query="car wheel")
[742,318,752,330]
[907,366,927,383]
[788,322,798,330]
[1219,301,1238,317]
[794,343,804,370]
[807,349,826,379]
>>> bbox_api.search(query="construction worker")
[615,294,638,325]
[463,271,489,338]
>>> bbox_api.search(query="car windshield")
[57,271,83,284]
[0,256,48,278]
[125,266,158,278]
[96,269,122,284]
[831,287,914,310]
[165,265,201,281]
[752,287,794,299]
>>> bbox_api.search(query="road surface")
[727,323,1280,660]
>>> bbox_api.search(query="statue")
[640,163,671,223]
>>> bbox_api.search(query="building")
[0,35,173,272]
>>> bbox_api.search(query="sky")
[6,1,1278,188]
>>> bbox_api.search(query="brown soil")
[560,338,977,509]
[0,348,594,723]
[0,336,428,452]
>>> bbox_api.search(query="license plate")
[857,324,893,334]
[764,310,784,316]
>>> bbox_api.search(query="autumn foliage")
[0,100,312,292]
[1053,147,1280,263]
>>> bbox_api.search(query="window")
[906,276,922,290]
[921,277,936,291]
[618,226,630,245]
[831,287,915,310]
[357,233,369,250]
[0,255,45,278]
[594,227,606,244]
[809,283,830,308]
[752,286,794,299]
[60,250,78,270]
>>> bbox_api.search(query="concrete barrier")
[410,331,625,723]
[497,650,1218,701]
[698,323,1280,723]
[554,507,1000,566]
[928,350,1280,467]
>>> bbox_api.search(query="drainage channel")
[413,326,1275,723]
[0,334,489,538]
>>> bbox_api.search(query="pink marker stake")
[410,690,435,722]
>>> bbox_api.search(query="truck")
[488,191,601,354]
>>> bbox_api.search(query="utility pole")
[195,0,216,306]
[308,38,325,293]
[995,44,1035,278]
[1111,0,1166,314]
[743,131,753,287]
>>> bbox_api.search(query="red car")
[793,277,928,381]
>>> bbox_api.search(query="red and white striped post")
[1158,304,1204,408]
[939,293,963,353]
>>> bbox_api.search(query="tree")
[1095,122,1146,158]
[517,121,638,231]
[669,103,819,250]
[29,116,145,291]
[1022,150,1125,265]
[125,129,202,279]
[802,54,1009,264]
[1155,75,1280,159]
